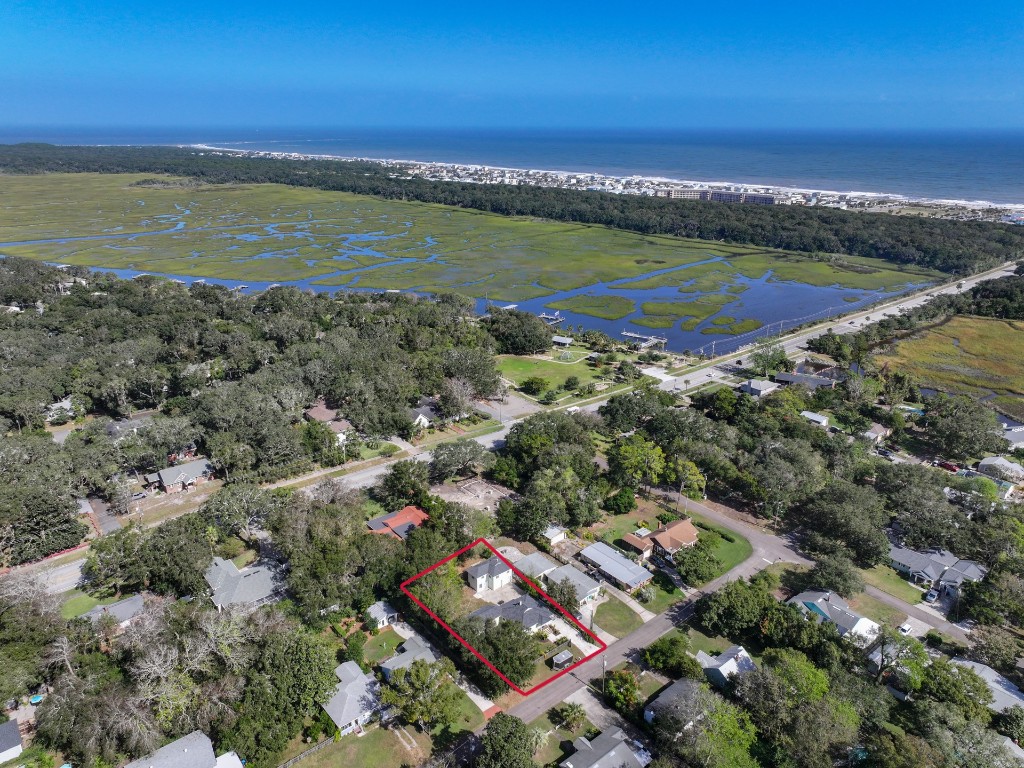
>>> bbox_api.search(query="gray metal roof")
[153,458,214,487]
[367,600,397,624]
[204,557,282,610]
[546,564,601,600]
[514,552,559,580]
[322,661,379,729]
[83,594,145,625]
[560,727,642,768]
[125,731,217,768]
[579,542,652,590]
[787,590,878,640]
[0,719,21,753]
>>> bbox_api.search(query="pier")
[621,330,668,349]
[538,311,564,325]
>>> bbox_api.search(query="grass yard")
[280,725,430,768]
[874,315,1024,420]
[594,596,645,638]
[847,593,907,628]
[643,572,686,613]
[363,627,403,665]
[432,689,484,737]
[860,565,924,605]
[60,590,120,619]
[497,353,607,392]
[687,512,754,578]
[678,623,733,656]
[530,711,597,766]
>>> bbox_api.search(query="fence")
[277,736,333,768]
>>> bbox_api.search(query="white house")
[0,720,22,765]
[979,456,1024,482]
[466,557,514,593]
[696,645,757,689]
[800,410,829,428]
[366,600,399,629]
[739,379,780,399]
[322,661,380,736]
[514,551,560,581]
[542,524,567,546]
[545,564,602,607]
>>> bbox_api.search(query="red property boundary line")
[400,537,607,696]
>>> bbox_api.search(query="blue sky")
[2,0,1023,129]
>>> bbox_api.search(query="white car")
[898,623,913,636]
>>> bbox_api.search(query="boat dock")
[621,330,668,349]
[538,311,564,325]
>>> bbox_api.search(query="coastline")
[188,143,1024,215]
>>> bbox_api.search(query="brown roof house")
[304,399,355,445]
[367,506,429,540]
[622,519,699,561]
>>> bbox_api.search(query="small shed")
[800,411,829,428]
[542,524,567,546]
[552,649,575,670]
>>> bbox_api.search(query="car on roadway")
[924,589,940,603]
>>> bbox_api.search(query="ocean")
[2,127,1024,205]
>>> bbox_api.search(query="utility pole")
[602,654,607,697]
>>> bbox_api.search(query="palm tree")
[555,702,587,731]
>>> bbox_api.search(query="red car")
[936,461,959,472]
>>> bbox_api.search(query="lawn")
[280,725,430,768]
[594,596,645,638]
[363,627,403,665]
[60,589,120,619]
[860,565,924,605]
[847,593,907,627]
[431,688,484,737]
[873,315,1024,420]
[497,353,606,392]
[687,512,754,578]
[530,711,597,766]
[679,623,733,656]
[643,572,686,614]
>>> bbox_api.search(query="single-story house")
[380,637,438,680]
[542,524,567,546]
[366,505,429,540]
[204,556,284,612]
[471,594,555,633]
[44,396,75,423]
[514,551,560,581]
[696,645,756,689]
[322,661,380,736]
[366,600,399,629]
[303,399,354,445]
[125,730,243,768]
[621,528,655,560]
[889,545,987,597]
[106,415,153,441]
[84,594,146,629]
[800,410,830,428]
[952,659,1024,713]
[0,719,23,765]
[410,397,439,429]
[862,423,892,444]
[545,564,602,606]
[466,557,514,593]
[644,677,702,724]
[579,542,653,591]
[650,519,699,556]
[76,497,93,516]
[739,379,780,399]
[774,371,837,391]
[787,590,880,647]
[552,335,574,348]
[979,456,1024,482]
[144,458,215,493]
[560,727,646,768]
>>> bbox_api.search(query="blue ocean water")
[3,127,1023,204]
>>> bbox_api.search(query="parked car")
[878,448,893,458]
[924,589,940,603]
[898,623,913,636]
[936,461,959,472]
[131,492,147,500]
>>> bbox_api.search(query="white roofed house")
[979,456,1024,483]
[542,524,567,546]
[366,600,399,629]
[739,379,780,399]
[83,593,147,631]
[545,564,602,608]
[579,542,653,592]
[799,410,829,428]
[862,422,892,444]
[514,551,560,581]
[321,661,380,736]
[552,335,574,348]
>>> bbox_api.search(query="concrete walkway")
[602,583,657,622]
